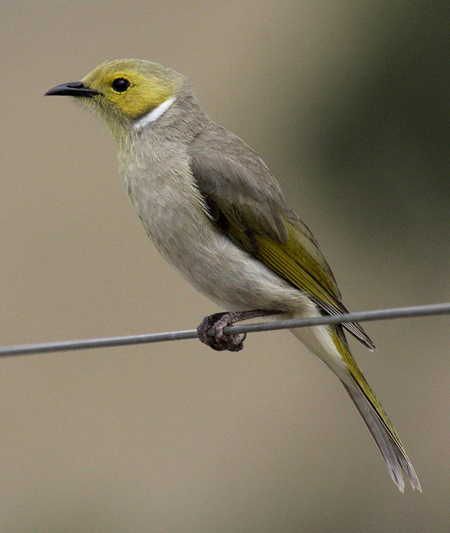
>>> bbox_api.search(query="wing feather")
[189,129,374,349]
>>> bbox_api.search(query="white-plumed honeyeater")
[46,59,421,492]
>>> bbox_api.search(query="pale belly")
[125,168,309,313]
[152,204,308,312]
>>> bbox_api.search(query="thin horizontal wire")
[0,302,449,358]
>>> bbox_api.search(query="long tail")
[291,323,421,492]
[342,379,420,492]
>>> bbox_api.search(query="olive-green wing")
[189,139,374,350]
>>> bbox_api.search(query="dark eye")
[112,78,130,93]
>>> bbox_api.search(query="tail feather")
[342,382,421,492]
[290,321,421,491]
[332,327,421,492]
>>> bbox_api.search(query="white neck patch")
[134,97,177,130]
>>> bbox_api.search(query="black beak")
[45,81,99,97]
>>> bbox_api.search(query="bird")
[45,59,421,492]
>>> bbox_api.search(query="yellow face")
[82,60,181,121]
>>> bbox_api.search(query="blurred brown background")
[1,1,450,531]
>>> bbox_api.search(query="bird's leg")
[197,309,279,352]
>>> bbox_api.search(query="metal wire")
[1,302,449,358]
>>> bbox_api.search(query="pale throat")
[133,97,177,130]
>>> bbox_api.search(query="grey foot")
[197,309,279,352]
[197,312,246,352]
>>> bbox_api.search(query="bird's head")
[46,59,186,137]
